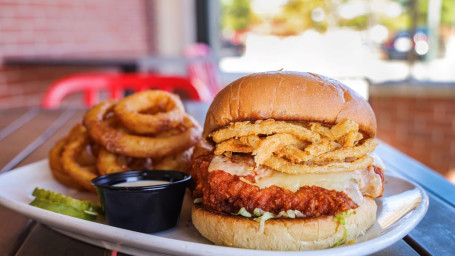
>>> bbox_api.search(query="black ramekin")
[91,170,191,233]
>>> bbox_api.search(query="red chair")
[41,73,205,109]
[184,43,223,100]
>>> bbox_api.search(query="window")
[207,0,455,84]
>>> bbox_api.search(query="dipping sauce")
[91,170,191,233]
[114,180,170,187]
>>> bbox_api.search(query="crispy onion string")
[210,119,321,144]
[263,155,374,174]
[210,119,378,175]
[253,134,307,165]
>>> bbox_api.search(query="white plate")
[0,160,428,256]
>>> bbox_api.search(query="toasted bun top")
[203,71,377,138]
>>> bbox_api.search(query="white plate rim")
[0,160,429,256]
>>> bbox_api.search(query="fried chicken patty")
[190,155,359,218]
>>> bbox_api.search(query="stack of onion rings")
[83,100,201,158]
[49,90,202,192]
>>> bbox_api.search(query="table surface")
[0,105,454,256]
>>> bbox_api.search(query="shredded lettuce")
[333,209,353,225]
[236,207,252,218]
[253,208,264,217]
[332,209,354,247]
[232,207,306,233]
[276,211,287,218]
[294,210,304,217]
[254,212,275,233]
[333,228,348,248]
[286,209,296,218]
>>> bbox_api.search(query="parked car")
[382,28,429,60]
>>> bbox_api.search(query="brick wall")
[0,0,152,107]
[370,95,455,177]
[0,65,118,108]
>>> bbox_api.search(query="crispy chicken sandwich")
[189,71,385,250]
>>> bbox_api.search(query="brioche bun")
[203,71,376,139]
[193,71,381,251]
[192,196,376,251]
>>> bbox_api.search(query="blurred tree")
[221,0,253,31]
[219,0,454,38]
[418,0,455,25]
[279,0,329,34]
[380,0,454,31]
[379,0,411,31]
[339,15,368,30]
[440,0,455,25]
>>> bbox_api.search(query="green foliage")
[416,0,455,26]
[383,0,455,30]
[278,0,329,34]
[220,0,455,36]
[380,13,411,31]
[221,0,252,31]
[339,15,369,30]
[441,0,455,25]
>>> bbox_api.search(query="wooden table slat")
[383,156,455,255]
[0,111,62,169]
[0,206,33,256]
[16,224,108,256]
[0,109,28,131]
[0,109,80,256]
[406,192,455,255]
[373,239,420,256]
[0,110,76,173]
[0,108,39,141]
[377,142,455,207]
[18,110,87,167]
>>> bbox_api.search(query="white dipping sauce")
[114,180,170,187]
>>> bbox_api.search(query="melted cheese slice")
[208,154,384,204]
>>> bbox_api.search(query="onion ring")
[154,147,194,172]
[49,124,90,191]
[60,127,98,192]
[83,100,202,158]
[114,90,185,134]
[49,137,86,190]
[97,147,153,175]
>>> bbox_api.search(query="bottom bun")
[192,196,376,251]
